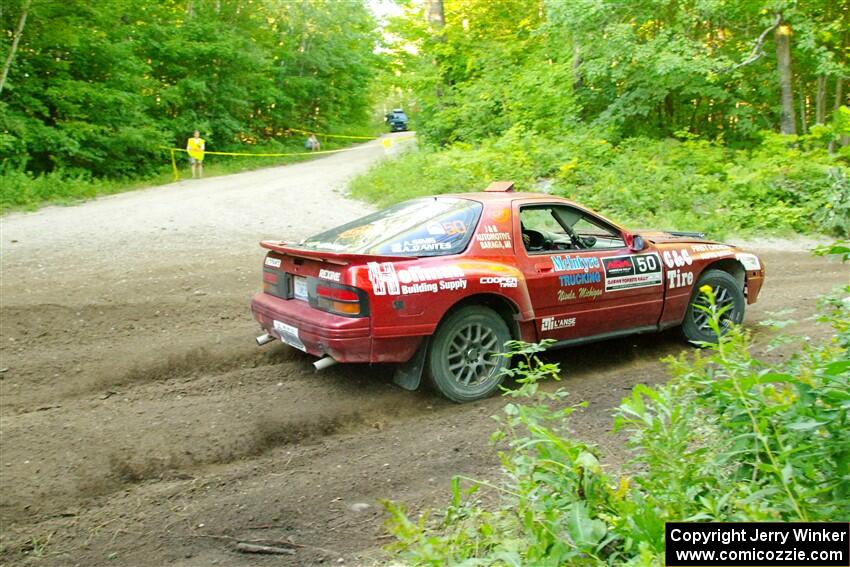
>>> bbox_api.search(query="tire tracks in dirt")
[1,134,847,564]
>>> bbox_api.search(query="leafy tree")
[385,0,848,144]
[0,0,382,180]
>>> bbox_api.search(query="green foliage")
[383,290,850,565]
[1,0,381,185]
[382,0,561,145]
[0,136,354,211]
[365,0,850,238]
[813,240,850,263]
[351,128,849,237]
[385,0,849,144]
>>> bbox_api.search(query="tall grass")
[349,128,850,238]
[384,285,850,565]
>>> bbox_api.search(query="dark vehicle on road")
[251,182,765,402]
[385,109,409,132]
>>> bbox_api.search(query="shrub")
[350,129,849,237]
[383,288,850,565]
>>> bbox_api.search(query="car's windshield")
[391,112,407,121]
[299,198,481,256]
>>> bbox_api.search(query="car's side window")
[520,205,625,253]
[570,215,626,249]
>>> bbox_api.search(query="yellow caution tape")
[165,145,377,158]
[163,134,416,181]
[287,127,377,140]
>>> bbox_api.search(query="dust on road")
[1,135,847,565]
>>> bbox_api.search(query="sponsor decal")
[390,237,453,253]
[264,257,282,268]
[667,269,694,289]
[558,289,576,301]
[662,249,693,268]
[367,262,466,296]
[603,253,663,292]
[439,280,467,291]
[476,224,512,249]
[691,243,732,252]
[579,287,602,299]
[490,207,511,223]
[541,316,576,332]
[736,253,761,271]
[443,220,468,235]
[551,254,601,273]
[318,269,341,282]
[559,272,601,286]
[697,251,732,261]
[557,287,602,302]
[480,276,518,288]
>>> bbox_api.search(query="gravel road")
[1,133,847,566]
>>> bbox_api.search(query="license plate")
[293,276,308,301]
[273,320,306,352]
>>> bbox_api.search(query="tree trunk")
[0,0,32,96]
[426,0,445,105]
[798,80,808,134]
[829,78,846,153]
[815,75,827,124]
[426,0,444,28]
[837,78,849,147]
[775,22,796,135]
[571,43,582,91]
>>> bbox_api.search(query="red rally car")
[251,181,765,402]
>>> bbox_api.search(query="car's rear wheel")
[427,306,511,403]
[682,269,745,343]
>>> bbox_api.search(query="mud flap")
[392,338,429,391]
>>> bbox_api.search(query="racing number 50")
[635,254,658,273]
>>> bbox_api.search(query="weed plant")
[350,128,850,238]
[384,286,850,566]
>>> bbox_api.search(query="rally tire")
[427,306,511,403]
[682,269,745,344]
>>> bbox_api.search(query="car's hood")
[638,230,734,247]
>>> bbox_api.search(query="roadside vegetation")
[358,0,850,237]
[0,0,384,211]
[351,128,849,237]
[384,283,850,565]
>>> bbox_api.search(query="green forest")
[2,0,849,235]
[0,0,381,207]
[354,0,850,236]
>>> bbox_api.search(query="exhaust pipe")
[256,333,274,346]
[313,356,338,371]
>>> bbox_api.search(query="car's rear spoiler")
[260,240,413,265]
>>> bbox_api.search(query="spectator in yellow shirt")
[186,130,206,178]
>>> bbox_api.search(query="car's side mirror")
[629,235,645,252]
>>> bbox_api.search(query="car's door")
[514,202,665,342]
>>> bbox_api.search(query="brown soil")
[1,145,847,565]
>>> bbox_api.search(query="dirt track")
[1,135,848,566]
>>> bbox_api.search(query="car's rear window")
[299,198,482,257]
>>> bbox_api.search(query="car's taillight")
[313,283,367,317]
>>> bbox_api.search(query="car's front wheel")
[682,269,745,343]
[427,306,511,403]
